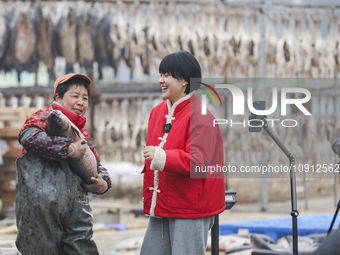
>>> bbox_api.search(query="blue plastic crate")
[219,214,340,241]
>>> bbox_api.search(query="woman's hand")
[82,174,108,194]
[143,144,155,161]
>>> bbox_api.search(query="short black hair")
[54,77,91,101]
[159,51,202,94]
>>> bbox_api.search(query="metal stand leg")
[327,199,340,236]
[262,123,299,255]
[211,214,219,255]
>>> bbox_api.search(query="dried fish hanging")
[94,2,115,80]
[202,4,223,75]
[295,12,312,78]
[129,97,143,162]
[122,2,140,76]
[10,3,39,83]
[138,4,150,75]
[94,100,109,156]
[265,12,277,76]
[334,112,340,139]
[109,0,127,76]
[129,2,148,76]
[92,94,157,164]
[213,5,229,75]
[121,98,130,153]
[108,99,124,161]
[197,4,211,73]
[245,8,260,77]
[218,6,232,77]
[227,7,246,76]
[38,3,56,84]
[94,99,120,162]
[214,5,231,77]
[335,13,340,73]
[163,2,180,57]
[189,4,205,66]
[57,3,78,73]
[0,1,340,82]
[122,98,138,162]
[77,2,97,78]
[0,5,11,74]
[310,12,335,78]
[325,13,337,78]
[177,4,196,58]
[276,11,296,78]
[139,96,154,150]
[145,1,162,69]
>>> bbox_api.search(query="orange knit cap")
[53,73,92,94]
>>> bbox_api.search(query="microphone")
[163,123,172,133]
[332,138,340,166]
[332,138,340,156]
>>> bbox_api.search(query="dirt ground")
[0,194,338,255]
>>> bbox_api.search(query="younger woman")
[141,52,225,255]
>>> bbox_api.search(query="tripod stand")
[249,102,299,255]
[327,198,340,236]
[330,138,340,236]
[211,190,237,255]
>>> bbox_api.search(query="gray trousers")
[15,153,99,255]
[140,216,214,255]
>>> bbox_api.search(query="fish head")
[46,110,70,136]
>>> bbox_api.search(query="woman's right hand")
[143,144,155,161]
[81,174,108,194]
[67,139,87,159]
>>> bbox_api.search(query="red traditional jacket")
[142,94,226,219]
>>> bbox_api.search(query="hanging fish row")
[1,1,340,85]
[0,1,148,85]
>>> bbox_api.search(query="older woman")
[16,73,112,255]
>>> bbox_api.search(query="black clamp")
[291,210,299,218]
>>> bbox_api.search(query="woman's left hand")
[82,174,108,194]
[143,144,155,161]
